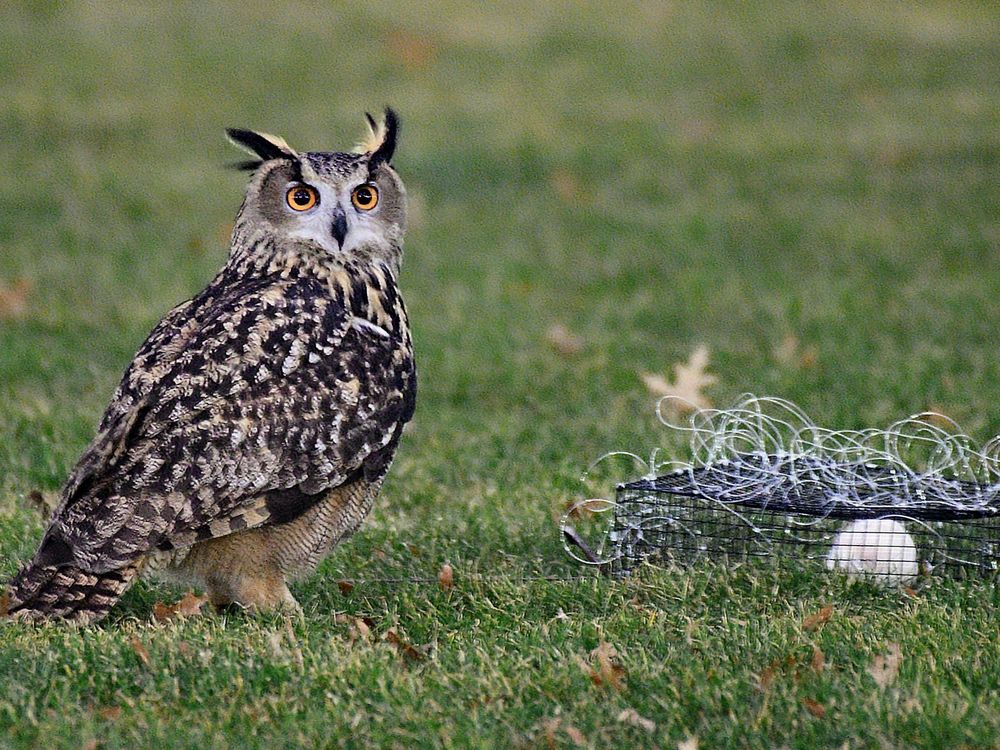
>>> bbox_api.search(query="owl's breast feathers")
[37,260,415,574]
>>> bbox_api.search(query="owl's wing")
[37,272,415,574]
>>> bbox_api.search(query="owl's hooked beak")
[331,206,348,249]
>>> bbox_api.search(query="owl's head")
[226,109,406,268]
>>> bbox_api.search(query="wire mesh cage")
[562,396,1000,583]
[608,457,1000,580]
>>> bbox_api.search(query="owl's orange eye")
[286,185,319,211]
[351,184,379,211]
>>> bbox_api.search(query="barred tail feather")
[3,562,139,624]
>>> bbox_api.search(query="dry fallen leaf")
[811,645,826,674]
[81,740,98,750]
[0,278,31,319]
[384,627,426,662]
[0,590,9,617]
[541,717,560,750]
[617,708,656,732]
[582,640,626,691]
[352,617,372,643]
[129,636,151,668]
[564,497,608,520]
[152,590,209,623]
[563,724,587,747]
[386,30,437,69]
[438,563,454,590]
[774,334,818,369]
[546,323,584,356]
[756,659,780,692]
[802,697,826,718]
[540,717,586,749]
[337,580,355,595]
[642,345,718,414]
[98,706,122,721]
[774,334,799,365]
[802,605,833,632]
[678,736,699,750]
[868,642,902,689]
[757,654,799,694]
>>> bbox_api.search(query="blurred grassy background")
[1,2,999,748]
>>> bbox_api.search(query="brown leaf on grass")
[540,718,560,750]
[642,345,718,414]
[540,718,586,748]
[337,580,355,595]
[799,347,819,369]
[386,30,437,69]
[81,740,98,750]
[802,605,833,632]
[152,590,209,623]
[581,640,626,691]
[774,334,818,369]
[546,323,584,356]
[129,636,151,668]
[563,724,587,747]
[802,697,826,718]
[98,706,121,721]
[756,654,799,692]
[0,278,31,319]
[564,497,609,520]
[677,736,699,750]
[0,590,9,617]
[774,334,799,365]
[756,659,780,692]
[811,645,826,674]
[384,627,427,662]
[352,617,373,643]
[868,642,902,689]
[334,612,373,641]
[617,708,656,732]
[438,563,454,590]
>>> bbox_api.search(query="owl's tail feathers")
[2,562,140,624]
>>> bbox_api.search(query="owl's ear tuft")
[225,129,299,169]
[356,108,399,168]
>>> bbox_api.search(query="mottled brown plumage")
[4,110,415,622]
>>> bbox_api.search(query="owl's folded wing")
[34,273,415,574]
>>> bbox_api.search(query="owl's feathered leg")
[3,561,141,624]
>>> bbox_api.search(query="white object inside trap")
[826,518,920,585]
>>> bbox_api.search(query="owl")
[3,109,416,623]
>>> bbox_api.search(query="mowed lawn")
[1,2,999,748]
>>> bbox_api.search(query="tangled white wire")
[561,395,1000,575]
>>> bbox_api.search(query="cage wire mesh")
[562,395,1000,582]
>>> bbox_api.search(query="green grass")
[2,1,999,747]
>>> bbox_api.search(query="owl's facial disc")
[283,179,386,255]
